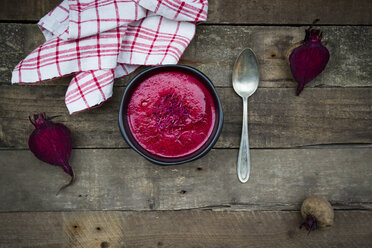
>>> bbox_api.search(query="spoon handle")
[237,97,250,183]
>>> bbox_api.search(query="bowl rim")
[118,65,224,166]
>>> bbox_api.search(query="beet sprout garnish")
[153,91,190,132]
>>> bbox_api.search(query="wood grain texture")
[1,210,371,248]
[208,0,372,25]
[1,86,371,149]
[0,0,60,22]
[1,0,371,25]
[1,148,371,211]
[1,24,371,88]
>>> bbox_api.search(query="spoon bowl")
[232,48,260,98]
[232,48,260,183]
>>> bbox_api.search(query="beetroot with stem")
[300,196,334,234]
[28,113,74,193]
[300,214,318,235]
[289,20,330,95]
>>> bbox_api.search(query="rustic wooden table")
[1,0,372,247]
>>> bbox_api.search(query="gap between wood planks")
[7,82,372,89]
[1,20,372,26]
[1,144,372,151]
[1,207,372,214]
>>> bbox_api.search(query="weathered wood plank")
[0,148,371,211]
[208,0,372,25]
[0,212,63,248]
[1,0,371,25]
[0,0,60,22]
[1,24,371,88]
[0,210,371,248]
[1,86,371,149]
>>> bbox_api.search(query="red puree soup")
[128,71,216,158]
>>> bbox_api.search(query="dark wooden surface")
[1,86,372,149]
[0,0,372,247]
[1,149,371,211]
[1,0,371,24]
[1,24,371,88]
[1,210,372,248]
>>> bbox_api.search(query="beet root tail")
[56,172,74,195]
[296,84,304,96]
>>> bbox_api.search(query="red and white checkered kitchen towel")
[12,0,208,114]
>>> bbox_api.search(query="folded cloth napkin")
[12,0,208,114]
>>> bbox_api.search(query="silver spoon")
[232,48,260,183]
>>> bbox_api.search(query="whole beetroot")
[300,196,334,234]
[289,22,330,95]
[29,113,74,193]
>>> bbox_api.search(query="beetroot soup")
[127,71,216,158]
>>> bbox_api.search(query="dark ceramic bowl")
[118,65,223,165]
